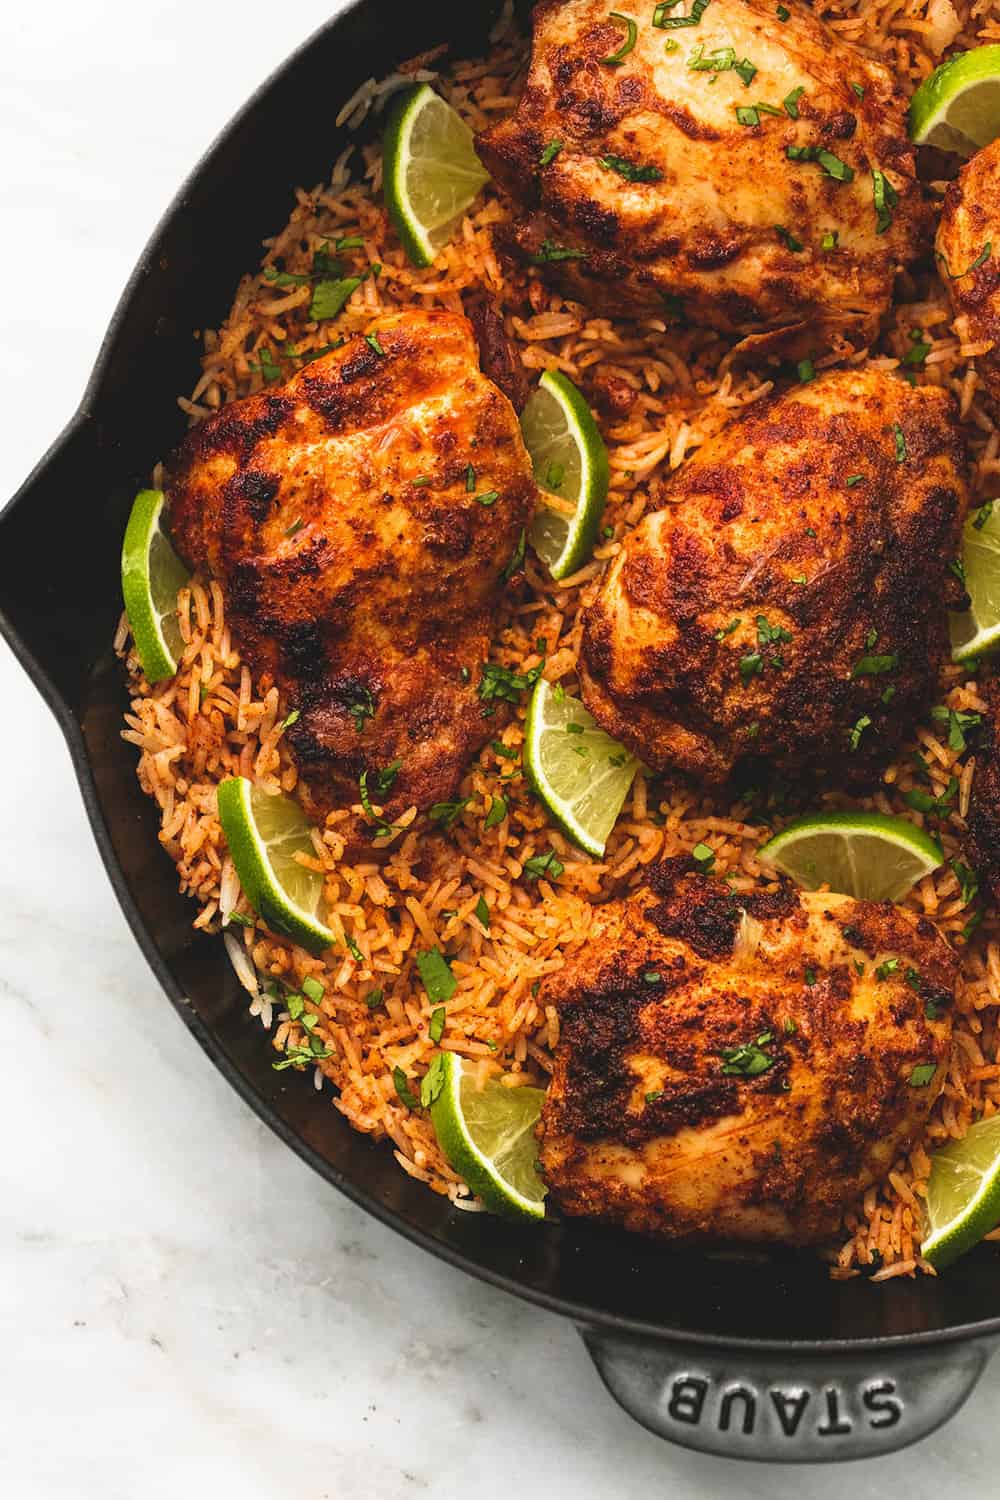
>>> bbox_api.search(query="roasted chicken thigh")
[478,0,925,349]
[580,368,970,782]
[937,138,1000,414]
[168,309,538,817]
[539,860,956,1242]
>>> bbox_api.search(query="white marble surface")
[3,3,1000,1493]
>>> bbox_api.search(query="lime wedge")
[430,1052,547,1220]
[909,45,1000,155]
[121,488,189,684]
[217,776,335,955]
[522,370,610,580]
[759,811,943,902]
[383,83,490,267]
[950,501,1000,662]
[524,677,637,857]
[922,1115,1000,1269]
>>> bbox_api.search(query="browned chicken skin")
[580,368,970,782]
[477,0,926,349]
[937,139,1000,413]
[539,861,955,1242]
[167,309,538,817]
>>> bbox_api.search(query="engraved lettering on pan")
[664,1372,903,1439]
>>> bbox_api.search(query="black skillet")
[3,0,999,1462]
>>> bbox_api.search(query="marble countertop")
[3,3,1000,1493]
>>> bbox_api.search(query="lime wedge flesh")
[922,1114,1000,1269]
[217,776,335,955]
[430,1052,547,1219]
[759,811,943,902]
[121,488,189,684]
[383,83,489,267]
[951,502,1000,661]
[909,46,1000,155]
[525,677,637,857]
[522,369,610,581]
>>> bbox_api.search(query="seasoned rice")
[119,0,1000,1269]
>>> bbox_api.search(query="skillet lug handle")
[580,1326,997,1462]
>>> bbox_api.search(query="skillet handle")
[580,1326,997,1462]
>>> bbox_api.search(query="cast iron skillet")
[4,0,1000,1462]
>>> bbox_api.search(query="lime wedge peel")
[121,488,190,684]
[922,1114,1000,1269]
[525,677,638,857]
[759,811,943,902]
[951,502,1000,662]
[909,45,1000,155]
[217,776,335,956]
[430,1052,547,1220]
[383,83,490,267]
[522,370,610,581]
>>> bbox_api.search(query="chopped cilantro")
[903,328,931,366]
[309,275,363,322]
[428,797,471,830]
[523,849,565,881]
[366,987,385,1010]
[429,1006,446,1044]
[598,154,663,183]
[875,957,900,981]
[643,970,662,985]
[821,229,840,251]
[938,242,992,280]
[909,1063,936,1088]
[872,169,899,235]
[302,976,325,1002]
[851,653,898,678]
[775,224,803,251]
[420,1052,447,1108]
[849,714,872,751]
[757,615,792,645]
[692,842,715,871]
[530,238,586,264]
[719,1031,775,1077]
[653,0,711,27]
[365,332,385,356]
[540,139,563,167]
[783,85,805,118]
[797,357,815,383]
[346,685,375,733]
[930,704,981,752]
[478,659,542,706]
[393,1066,420,1108]
[786,145,854,181]
[951,858,979,906]
[602,12,638,65]
[484,795,508,829]
[740,652,764,683]
[892,423,907,462]
[475,894,491,928]
[715,617,741,640]
[501,528,527,582]
[416,947,457,1004]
